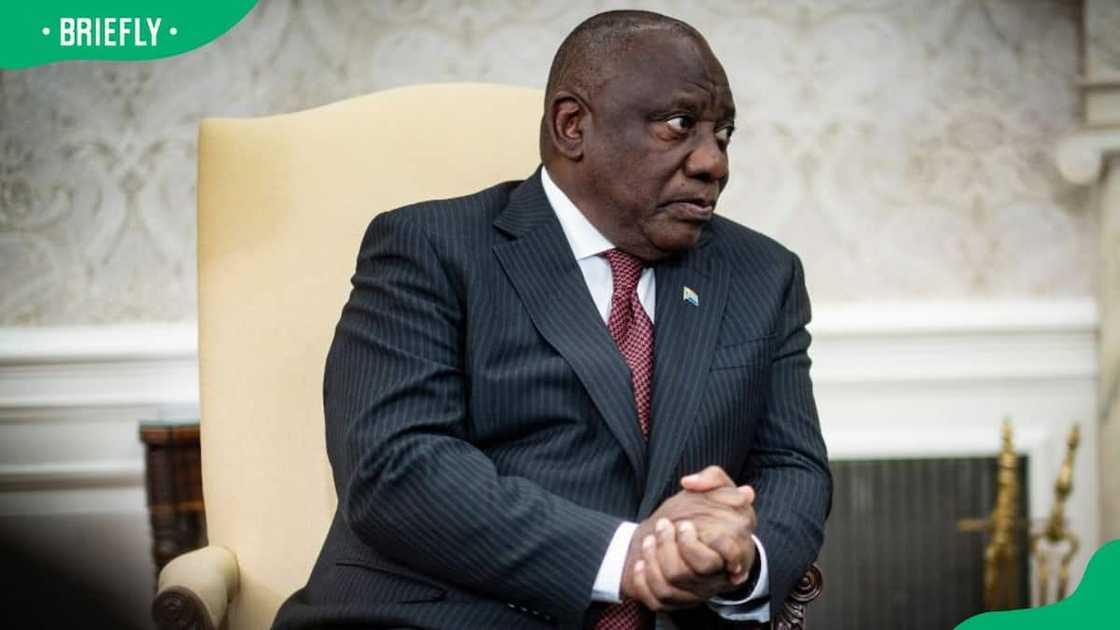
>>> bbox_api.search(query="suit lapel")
[492,172,647,487]
[638,242,728,518]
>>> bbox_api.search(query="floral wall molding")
[1056,128,1120,185]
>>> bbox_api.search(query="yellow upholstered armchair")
[152,83,821,630]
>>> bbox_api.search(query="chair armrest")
[152,545,239,630]
[772,562,823,630]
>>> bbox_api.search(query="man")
[275,10,830,630]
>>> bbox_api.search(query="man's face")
[579,33,735,261]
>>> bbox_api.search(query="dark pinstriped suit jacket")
[273,169,831,629]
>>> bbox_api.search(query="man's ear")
[547,91,588,160]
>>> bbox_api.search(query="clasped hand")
[621,466,756,612]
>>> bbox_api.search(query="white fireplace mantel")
[0,301,1101,594]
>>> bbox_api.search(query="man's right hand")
[620,466,756,611]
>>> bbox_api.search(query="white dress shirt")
[540,167,771,621]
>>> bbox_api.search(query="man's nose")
[683,131,729,182]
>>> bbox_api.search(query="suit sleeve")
[743,252,832,619]
[325,211,621,621]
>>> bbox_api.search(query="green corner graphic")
[956,540,1120,628]
[1,1,258,69]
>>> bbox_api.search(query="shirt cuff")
[591,521,639,603]
[707,533,770,621]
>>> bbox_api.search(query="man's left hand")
[627,466,757,610]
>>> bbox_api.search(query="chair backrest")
[196,83,543,628]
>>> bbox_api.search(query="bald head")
[540,11,717,163]
[545,10,704,103]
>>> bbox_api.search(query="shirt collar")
[541,165,614,261]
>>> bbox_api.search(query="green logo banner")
[956,540,1120,628]
[0,1,258,69]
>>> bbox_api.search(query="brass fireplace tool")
[1030,423,1080,605]
[957,418,1021,611]
[958,420,1083,610]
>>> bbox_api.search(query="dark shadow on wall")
[0,529,147,630]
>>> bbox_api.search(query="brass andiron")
[957,418,1022,611]
[1030,423,1081,605]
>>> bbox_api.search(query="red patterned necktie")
[595,248,654,630]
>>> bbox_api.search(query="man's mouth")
[661,198,715,222]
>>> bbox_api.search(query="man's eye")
[716,126,734,146]
[666,116,694,132]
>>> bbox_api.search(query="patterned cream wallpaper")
[0,0,1091,325]
[1086,0,1120,79]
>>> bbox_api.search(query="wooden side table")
[139,422,207,582]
